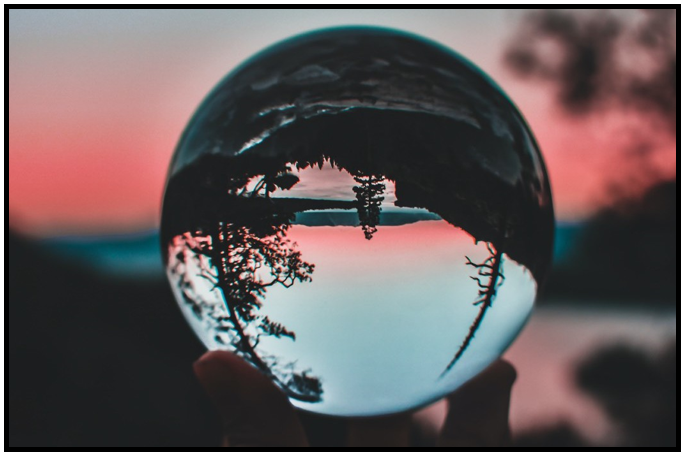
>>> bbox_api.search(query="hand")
[193,351,516,447]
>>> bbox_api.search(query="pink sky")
[9,9,676,235]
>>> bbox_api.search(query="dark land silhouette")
[166,27,554,281]
[165,109,553,286]
[8,230,218,446]
[541,179,676,305]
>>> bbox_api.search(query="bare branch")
[442,241,506,376]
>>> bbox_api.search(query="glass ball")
[161,27,554,417]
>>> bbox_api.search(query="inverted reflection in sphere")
[161,27,554,417]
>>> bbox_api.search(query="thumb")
[193,351,308,447]
[438,359,517,447]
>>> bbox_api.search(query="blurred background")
[9,9,676,447]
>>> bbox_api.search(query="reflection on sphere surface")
[162,27,553,416]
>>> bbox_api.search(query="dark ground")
[8,224,676,447]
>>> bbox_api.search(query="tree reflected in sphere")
[161,27,554,417]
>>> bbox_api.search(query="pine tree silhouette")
[442,242,505,376]
[352,172,386,240]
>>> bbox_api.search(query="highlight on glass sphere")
[161,26,554,417]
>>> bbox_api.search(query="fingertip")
[194,349,246,371]
[440,359,516,447]
[195,349,232,366]
[447,359,517,402]
[193,350,280,403]
[193,351,237,391]
[192,350,308,447]
[489,359,517,385]
[193,351,275,391]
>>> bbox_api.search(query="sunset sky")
[9,9,676,235]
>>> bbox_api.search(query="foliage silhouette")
[505,9,676,133]
[352,172,386,240]
[165,166,325,402]
[170,217,322,402]
[442,242,505,375]
[163,155,397,402]
[505,9,675,208]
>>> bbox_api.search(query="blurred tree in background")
[505,9,676,305]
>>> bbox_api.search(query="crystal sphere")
[161,27,554,417]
